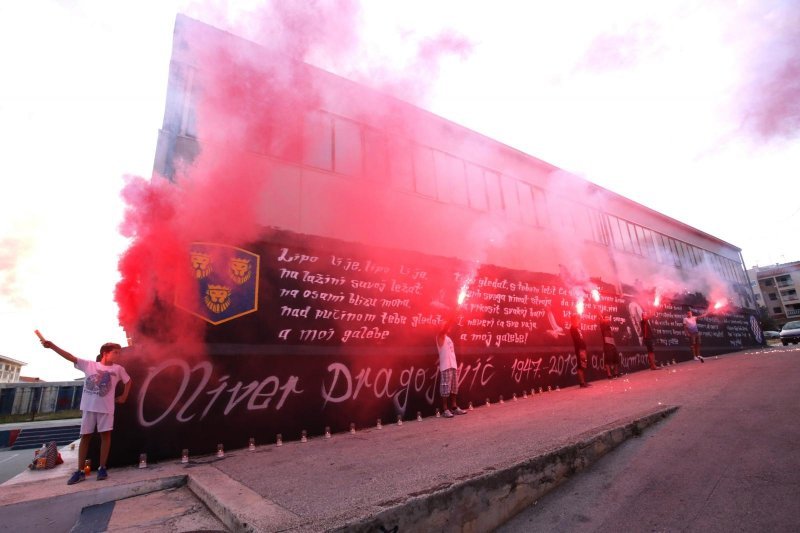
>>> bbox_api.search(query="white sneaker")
[453,407,467,415]
[442,409,454,418]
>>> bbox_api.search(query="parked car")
[779,321,800,345]
[763,330,780,340]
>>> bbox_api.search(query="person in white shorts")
[40,338,131,485]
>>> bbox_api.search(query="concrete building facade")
[0,355,25,384]
[748,261,800,327]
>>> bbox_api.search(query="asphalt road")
[498,345,800,532]
[0,449,33,485]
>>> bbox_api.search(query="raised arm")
[40,340,77,365]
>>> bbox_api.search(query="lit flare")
[457,285,469,305]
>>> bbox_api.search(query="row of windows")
[555,206,746,284]
[301,110,550,228]
[763,275,795,288]
[177,76,746,286]
[603,214,746,284]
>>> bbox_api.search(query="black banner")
[109,229,762,466]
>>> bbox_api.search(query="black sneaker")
[67,470,85,485]
[580,383,591,388]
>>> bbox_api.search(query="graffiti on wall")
[110,230,761,465]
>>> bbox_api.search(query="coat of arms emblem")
[177,243,260,325]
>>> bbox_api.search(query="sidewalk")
[1,346,795,532]
[0,417,81,433]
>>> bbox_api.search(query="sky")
[1,0,798,381]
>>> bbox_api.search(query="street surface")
[499,345,800,532]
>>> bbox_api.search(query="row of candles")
[136,384,588,468]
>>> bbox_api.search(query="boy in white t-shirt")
[40,338,131,485]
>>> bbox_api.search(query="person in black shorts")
[599,315,621,378]
[569,314,590,388]
[641,310,659,370]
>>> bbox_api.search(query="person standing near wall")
[40,339,131,485]
[599,315,621,378]
[641,310,659,370]
[683,309,707,362]
[435,320,467,418]
[569,314,590,388]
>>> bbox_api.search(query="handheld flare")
[457,285,468,306]
[576,298,585,315]
[34,330,45,342]
[591,288,600,302]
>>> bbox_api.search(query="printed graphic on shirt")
[85,370,113,397]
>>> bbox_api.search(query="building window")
[769,293,778,301]
[773,307,782,313]
[589,210,611,246]
[413,145,437,197]
[608,216,624,251]
[484,170,504,213]
[363,128,388,182]
[465,163,488,211]
[517,182,540,226]
[302,111,333,171]
[500,175,522,222]
[434,151,468,206]
[178,66,197,138]
[387,137,414,192]
[333,117,363,177]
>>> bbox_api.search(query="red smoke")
[114,2,473,353]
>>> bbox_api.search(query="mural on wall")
[110,229,762,466]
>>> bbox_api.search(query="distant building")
[0,355,25,383]
[0,380,83,416]
[747,261,800,327]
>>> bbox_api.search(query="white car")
[780,321,800,346]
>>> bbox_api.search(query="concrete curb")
[331,405,679,533]
[186,465,302,532]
